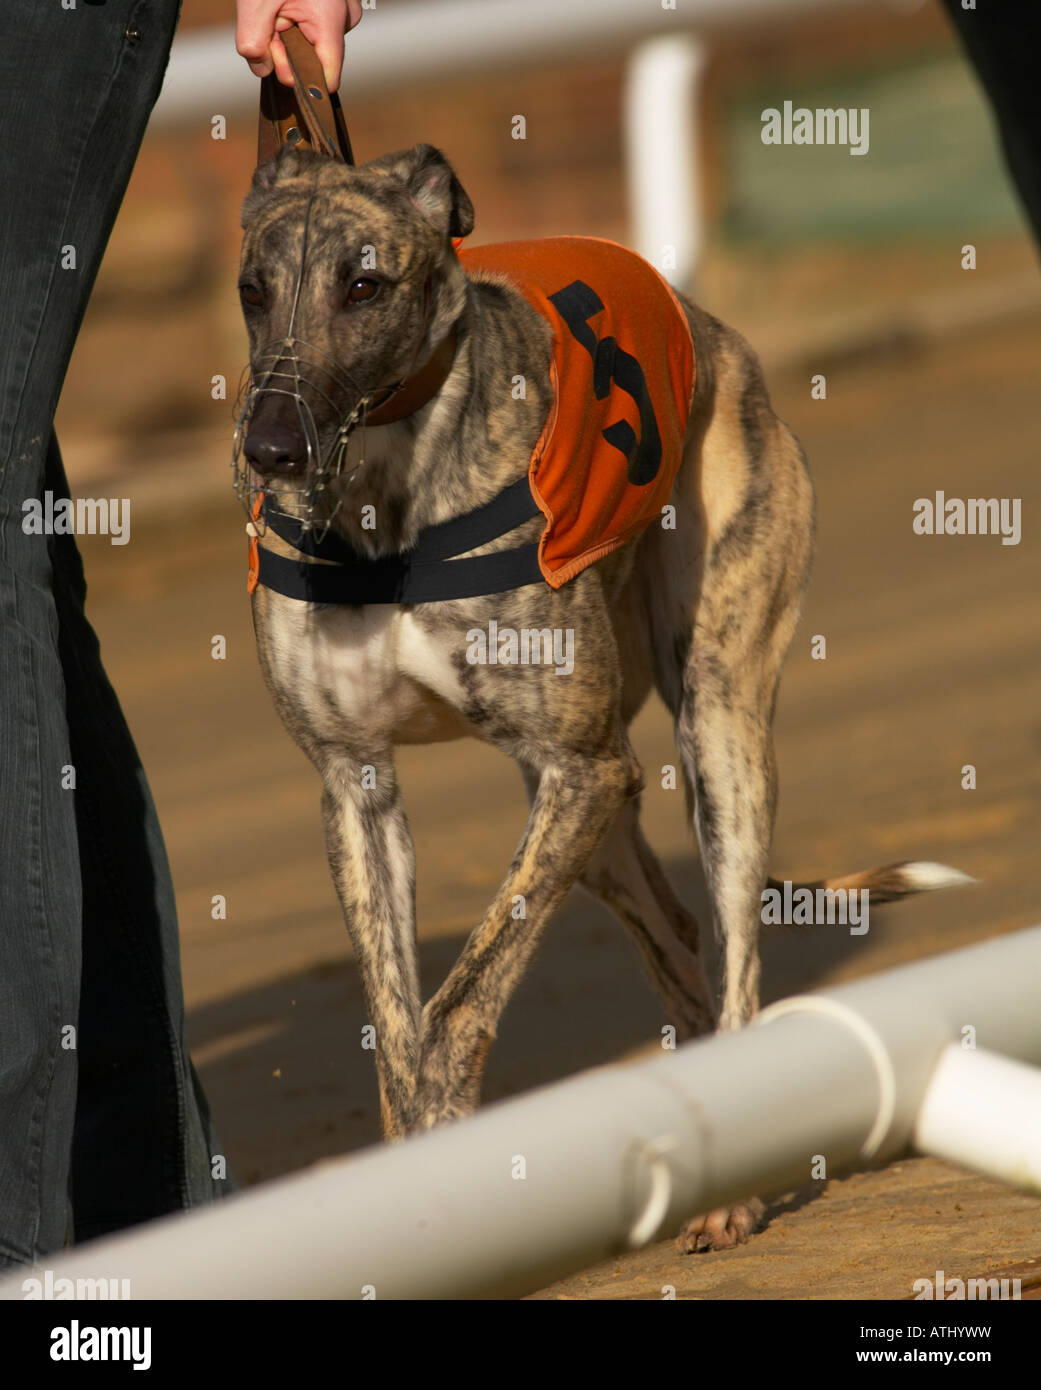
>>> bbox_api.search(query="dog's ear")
[371,143,475,240]
[241,146,326,227]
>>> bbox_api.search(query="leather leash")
[257,25,354,165]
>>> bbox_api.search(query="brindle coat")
[237,143,966,1252]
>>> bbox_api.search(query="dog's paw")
[675,1198,765,1254]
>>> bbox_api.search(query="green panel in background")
[723,52,1027,244]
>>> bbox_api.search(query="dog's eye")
[239,283,264,309]
[345,278,380,305]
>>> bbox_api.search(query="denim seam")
[17,581,69,1263]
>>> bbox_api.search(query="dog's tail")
[765,860,977,910]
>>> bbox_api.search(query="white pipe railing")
[913,1044,1041,1190]
[3,924,1039,1300]
[624,34,706,286]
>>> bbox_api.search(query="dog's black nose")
[244,419,308,478]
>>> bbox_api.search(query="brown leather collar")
[363,327,459,426]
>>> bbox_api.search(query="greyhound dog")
[235,142,966,1252]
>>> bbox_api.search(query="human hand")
[236,0,363,93]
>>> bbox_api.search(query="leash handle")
[257,25,354,166]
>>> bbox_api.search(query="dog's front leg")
[412,749,633,1129]
[320,755,420,1140]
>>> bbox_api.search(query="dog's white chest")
[258,594,469,745]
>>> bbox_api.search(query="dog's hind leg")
[643,315,814,1038]
[579,798,716,1040]
[640,311,815,1249]
[516,742,716,1042]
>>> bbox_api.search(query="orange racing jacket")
[460,236,695,587]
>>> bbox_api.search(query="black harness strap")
[256,543,543,604]
[255,475,545,604]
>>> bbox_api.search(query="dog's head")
[237,142,474,483]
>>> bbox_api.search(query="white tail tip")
[899,861,979,893]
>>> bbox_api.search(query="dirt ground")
[71,303,1041,1300]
